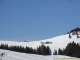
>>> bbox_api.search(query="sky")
[0,0,80,41]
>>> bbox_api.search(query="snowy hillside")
[0,34,80,53]
[0,49,79,60]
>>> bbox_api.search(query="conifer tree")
[53,50,57,55]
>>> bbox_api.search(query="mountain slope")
[0,34,80,53]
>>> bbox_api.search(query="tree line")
[0,44,51,55]
[53,41,80,58]
[67,27,80,39]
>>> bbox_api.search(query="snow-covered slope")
[0,49,79,60]
[0,34,80,52]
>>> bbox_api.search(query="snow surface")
[0,49,79,60]
[0,34,80,53]
[0,34,80,60]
